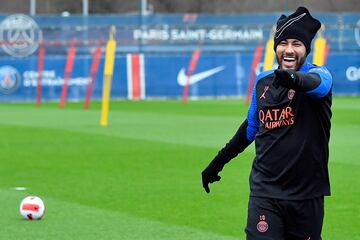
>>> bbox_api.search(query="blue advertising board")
[0,51,359,102]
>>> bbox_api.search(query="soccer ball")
[19,196,45,220]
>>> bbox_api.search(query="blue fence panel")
[0,51,358,102]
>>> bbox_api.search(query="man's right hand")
[200,119,252,194]
[201,159,223,193]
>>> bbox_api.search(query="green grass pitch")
[0,97,359,239]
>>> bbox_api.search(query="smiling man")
[201,7,333,240]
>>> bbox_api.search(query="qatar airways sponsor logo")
[259,107,295,129]
[346,66,360,81]
[22,70,90,87]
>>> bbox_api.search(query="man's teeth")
[284,57,295,62]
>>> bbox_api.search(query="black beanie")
[273,7,321,54]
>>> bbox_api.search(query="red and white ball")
[19,196,45,220]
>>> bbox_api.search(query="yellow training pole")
[263,26,275,71]
[100,26,117,127]
[313,25,326,66]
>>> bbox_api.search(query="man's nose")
[285,44,295,54]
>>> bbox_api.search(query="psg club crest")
[0,14,43,57]
[288,89,296,100]
[257,215,268,233]
[0,66,21,94]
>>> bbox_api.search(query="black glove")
[273,69,299,89]
[201,119,252,194]
[201,157,224,193]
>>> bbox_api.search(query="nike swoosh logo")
[177,66,225,86]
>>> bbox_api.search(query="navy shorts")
[245,196,324,240]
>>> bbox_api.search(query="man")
[201,7,332,240]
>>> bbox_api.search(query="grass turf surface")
[0,97,359,239]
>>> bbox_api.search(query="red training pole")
[323,43,330,65]
[36,42,45,107]
[182,46,201,105]
[246,42,263,105]
[84,45,103,109]
[60,40,77,109]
